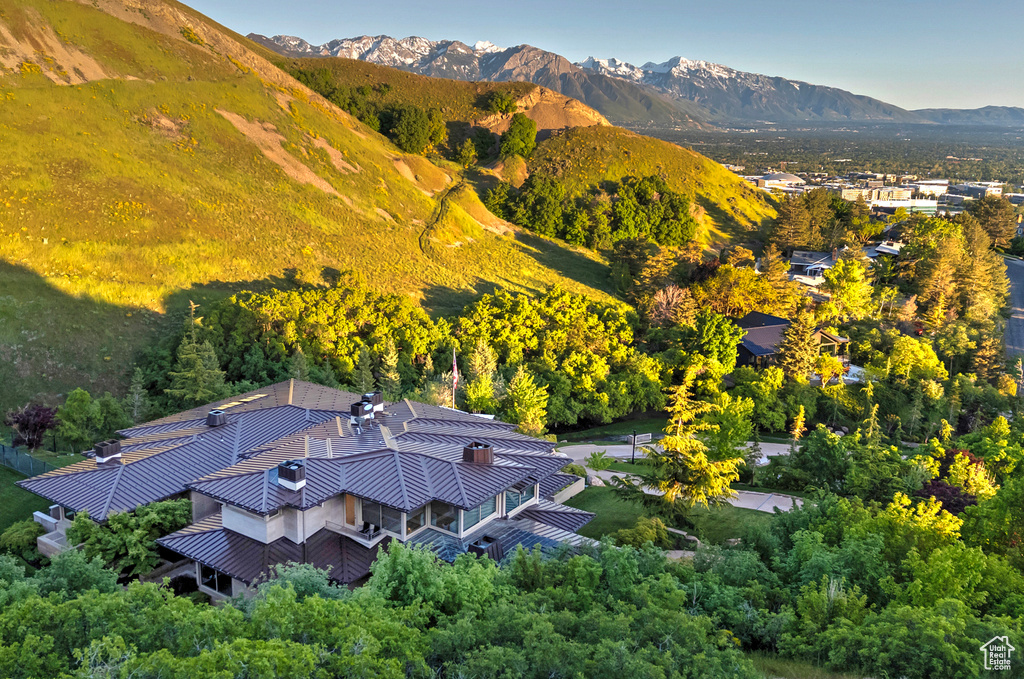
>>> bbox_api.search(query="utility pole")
[630,429,636,465]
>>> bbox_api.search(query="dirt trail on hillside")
[216,109,339,196]
[0,12,108,84]
[312,137,360,174]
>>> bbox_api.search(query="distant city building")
[750,172,806,191]
[909,180,949,198]
[872,199,938,216]
[953,182,1003,199]
[1005,193,1024,206]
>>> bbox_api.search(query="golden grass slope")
[0,0,615,410]
[279,57,609,135]
[531,126,777,246]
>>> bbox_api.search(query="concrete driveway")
[556,443,802,514]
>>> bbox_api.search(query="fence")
[0,443,57,476]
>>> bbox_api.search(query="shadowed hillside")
[0,0,615,410]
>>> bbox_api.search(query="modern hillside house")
[735,312,849,370]
[19,380,592,599]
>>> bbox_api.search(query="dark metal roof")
[520,499,594,533]
[156,513,390,584]
[405,515,597,563]
[539,473,582,500]
[19,380,570,521]
[735,311,789,329]
[740,324,788,357]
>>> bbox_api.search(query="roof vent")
[363,391,385,412]
[463,441,493,465]
[278,460,306,491]
[206,410,228,427]
[94,439,122,464]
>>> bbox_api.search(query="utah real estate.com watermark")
[980,636,1015,672]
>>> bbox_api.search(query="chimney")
[462,441,493,464]
[831,247,838,262]
[350,400,373,421]
[363,391,385,413]
[206,410,228,427]
[94,439,122,464]
[278,460,306,491]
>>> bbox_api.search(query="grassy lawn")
[560,415,668,442]
[748,653,868,679]
[562,487,642,539]
[604,461,652,476]
[0,466,49,533]
[564,486,773,546]
[689,504,773,545]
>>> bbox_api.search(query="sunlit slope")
[531,126,777,245]
[0,0,614,409]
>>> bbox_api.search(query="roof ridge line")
[418,454,436,498]
[98,463,127,520]
[391,449,410,512]
[261,468,270,512]
[449,458,469,508]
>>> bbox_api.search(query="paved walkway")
[556,443,802,514]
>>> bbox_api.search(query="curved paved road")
[1005,258,1024,358]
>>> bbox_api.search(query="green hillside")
[0,0,613,410]
[279,57,538,123]
[530,126,777,245]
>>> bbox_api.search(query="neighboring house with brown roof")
[19,380,592,599]
[735,312,849,371]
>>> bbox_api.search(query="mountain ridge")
[258,33,1024,128]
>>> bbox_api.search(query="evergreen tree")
[972,331,1003,382]
[502,365,549,437]
[966,194,1017,248]
[288,347,310,381]
[613,368,741,512]
[464,338,498,413]
[499,113,537,158]
[770,195,813,250]
[355,345,374,394]
[777,310,818,381]
[165,303,227,408]
[378,338,402,400]
[123,367,151,425]
[455,138,477,167]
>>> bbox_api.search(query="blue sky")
[192,0,1023,109]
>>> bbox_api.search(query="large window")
[505,485,535,513]
[200,564,232,596]
[430,501,458,533]
[361,500,402,534]
[463,496,497,530]
[406,505,426,534]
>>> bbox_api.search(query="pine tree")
[378,338,402,400]
[165,303,227,407]
[123,367,151,425]
[972,331,1002,382]
[613,367,741,512]
[465,338,498,413]
[288,347,310,381]
[502,365,549,437]
[777,310,818,381]
[355,345,374,394]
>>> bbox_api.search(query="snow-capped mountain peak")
[473,40,503,54]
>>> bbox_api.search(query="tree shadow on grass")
[512,231,614,295]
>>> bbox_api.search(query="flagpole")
[452,347,457,410]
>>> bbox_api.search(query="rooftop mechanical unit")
[278,460,306,491]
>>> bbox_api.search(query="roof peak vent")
[278,460,306,491]
[206,410,228,427]
[94,439,122,464]
[463,441,493,464]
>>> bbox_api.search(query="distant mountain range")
[252,33,1024,128]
